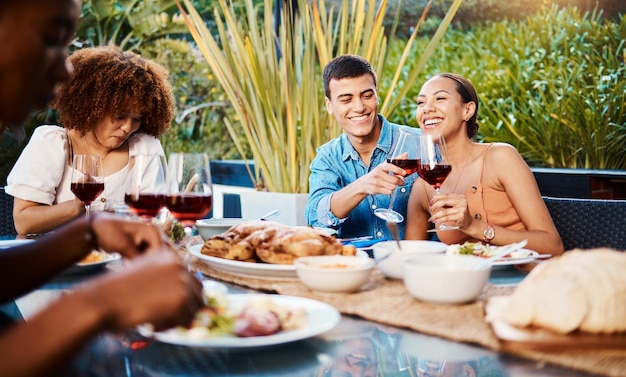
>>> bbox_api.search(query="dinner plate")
[189,244,298,280]
[62,252,122,275]
[0,239,35,249]
[492,249,539,267]
[137,294,340,349]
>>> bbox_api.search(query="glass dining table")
[3,250,605,377]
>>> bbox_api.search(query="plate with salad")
[138,291,340,349]
[447,242,540,267]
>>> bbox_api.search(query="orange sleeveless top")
[436,144,526,245]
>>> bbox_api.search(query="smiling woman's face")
[0,0,79,129]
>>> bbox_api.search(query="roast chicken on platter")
[201,221,355,265]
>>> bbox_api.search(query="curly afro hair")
[53,45,174,137]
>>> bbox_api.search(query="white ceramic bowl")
[195,218,246,240]
[372,240,447,279]
[403,254,491,304]
[294,255,374,294]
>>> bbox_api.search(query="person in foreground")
[405,73,563,256]
[0,1,203,377]
[305,54,421,240]
[6,45,174,235]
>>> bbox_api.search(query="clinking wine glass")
[165,153,213,228]
[124,154,167,221]
[71,154,104,218]
[374,128,421,223]
[418,133,459,231]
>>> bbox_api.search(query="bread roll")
[490,248,626,335]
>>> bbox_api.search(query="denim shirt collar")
[340,114,393,162]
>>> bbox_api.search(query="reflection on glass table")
[67,309,600,377]
[2,255,606,377]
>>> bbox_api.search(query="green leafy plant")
[476,6,626,169]
[139,38,247,160]
[383,5,626,170]
[176,0,463,193]
[77,0,188,50]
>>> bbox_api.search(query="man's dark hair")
[323,54,377,99]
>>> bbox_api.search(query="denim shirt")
[305,115,421,240]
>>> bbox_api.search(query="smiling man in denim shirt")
[305,55,421,241]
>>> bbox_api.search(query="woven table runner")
[180,242,626,377]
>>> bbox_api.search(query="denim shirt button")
[376,231,383,237]
[371,205,377,210]
[327,219,333,225]
[400,187,406,193]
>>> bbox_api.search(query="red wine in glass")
[419,133,459,231]
[125,154,168,221]
[71,155,104,218]
[417,163,452,190]
[165,193,213,225]
[389,158,420,176]
[374,128,421,223]
[124,193,166,218]
[71,182,104,204]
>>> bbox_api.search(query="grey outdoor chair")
[0,187,17,236]
[543,196,626,251]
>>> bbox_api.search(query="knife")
[484,239,528,263]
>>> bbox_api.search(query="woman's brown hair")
[53,45,174,137]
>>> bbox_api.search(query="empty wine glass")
[71,154,104,218]
[374,128,421,223]
[124,154,167,221]
[418,133,459,231]
[165,153,213,228]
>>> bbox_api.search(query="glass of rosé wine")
[71,154,104,218]
[374,128,421,223]
[165,153,213,228]
[418,133,459,231]
[124,154,167,221]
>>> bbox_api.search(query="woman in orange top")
[405,73,563,256]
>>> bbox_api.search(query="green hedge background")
[1,0,625,185]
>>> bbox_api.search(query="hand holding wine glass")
[374,128,421,223]
[165,153,213,227]
[418,133,459,231]
[124,154,167,221]
[71,154,104,218]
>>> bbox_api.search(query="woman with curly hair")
[6,45,175,234]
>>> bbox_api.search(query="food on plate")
[447,242,531,259]
[182,290,307,340]
[78,250,106,264]
[201,221,356,264]
[486,248,626,335]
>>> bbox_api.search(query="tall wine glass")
[417,133,459,231]
[124,154,167,221]
[165,153,213,228]
[71,154,104,218]
[374,128,421,223]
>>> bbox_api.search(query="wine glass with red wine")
[165,153,213,228]
[418,133,459,231]
[124,154,167,221]
[373,128,421,223]
[71,154,104,218]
